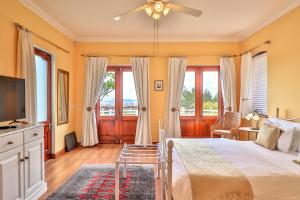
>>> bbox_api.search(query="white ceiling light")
[154,1,164,12]
[163,7,170,16]
[152,12,161,20]
[145,7,153,16]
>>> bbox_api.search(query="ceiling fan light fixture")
[113,16,121,21]
[152,12,161,20]
[145,6,153,16]
[163,7,170,16]
[154,1,164,12]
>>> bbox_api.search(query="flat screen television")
[0,76,25,122]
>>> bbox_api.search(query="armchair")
[211,112,242,140]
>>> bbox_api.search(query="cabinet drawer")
[0,132,23,153]
[24,127,44,144]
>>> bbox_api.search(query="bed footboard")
[159,121,173,200]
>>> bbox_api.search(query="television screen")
[0,76,25,122]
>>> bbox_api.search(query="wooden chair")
[211,112,242,140]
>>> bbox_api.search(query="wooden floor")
[39,144,160,200]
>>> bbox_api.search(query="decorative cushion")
[255,123,281,150]
[277,127,295,152]
[268,118,300,152]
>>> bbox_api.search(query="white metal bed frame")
[115,122,173,200]
[114,114,300,200]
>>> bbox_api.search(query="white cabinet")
[24,138,44,198]
[0,146,24,200]
[0,125,47,200]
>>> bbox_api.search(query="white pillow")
[268,118,300,152]
[277,127,295,152]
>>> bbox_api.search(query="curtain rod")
[239,40,271,56]
[15,23,70,54]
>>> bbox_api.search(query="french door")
[34,48,52,161]
[96,67,138,144]
[180,66,223,138]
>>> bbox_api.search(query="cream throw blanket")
[173,139,253,200]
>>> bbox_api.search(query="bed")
[160,118,300,200]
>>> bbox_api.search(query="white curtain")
[131,57,152,144]
[220,57,237,112]
[164,57,187,138]
[82,57,108,147]
[239,52,253,117]
[17,28,37,124]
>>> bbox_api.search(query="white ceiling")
[20,0,300,42]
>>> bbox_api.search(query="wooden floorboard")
[39,144,160,200]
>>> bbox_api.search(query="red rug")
[46,165,155,200]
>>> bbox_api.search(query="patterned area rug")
[47,165,155,200]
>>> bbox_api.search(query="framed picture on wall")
[154,80,163,91]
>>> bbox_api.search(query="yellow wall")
[0,0,76,153]
[240,5,300,119]
[2,0,300,149]
[75,42,240,142]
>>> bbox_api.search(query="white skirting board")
[25,183,47,200]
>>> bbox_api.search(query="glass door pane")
[35,55,48,122]
[122,72,138,116]
[180,71,195,116]
[100,72,116,116]
[202,71,219,116]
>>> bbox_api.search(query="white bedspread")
[172,138,300,200]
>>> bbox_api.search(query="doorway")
[96,66,138,144]
[180,66,223,137]
[34,48,52,161]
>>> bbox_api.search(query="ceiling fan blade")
[113,4,148,21]
[166,3,202,17]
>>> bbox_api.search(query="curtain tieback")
[139,106,147,112]
[87,106,94,112]
[171,107,179,112]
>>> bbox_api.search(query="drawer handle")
[7,141,13,145]
[33,133,38,136]
[25,156,29,160]
[20,159,24,162]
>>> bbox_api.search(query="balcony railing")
[180,107,218,116]
[100,105,138,116]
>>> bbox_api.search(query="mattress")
[172,138,300,200]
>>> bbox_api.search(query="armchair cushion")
[213,130,231,135]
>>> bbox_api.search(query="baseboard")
[51,141,81,159]
[25,182,47,200]
[51,148,65,159]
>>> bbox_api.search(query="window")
[180,71,195,116]
[252,53,267,115]
[122,72,138,116]
[203,71,219,116]
[35,55,48,122]
[100,72,116,116]
[99,69,138,117]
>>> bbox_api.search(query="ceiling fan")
[113,0,202,21]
